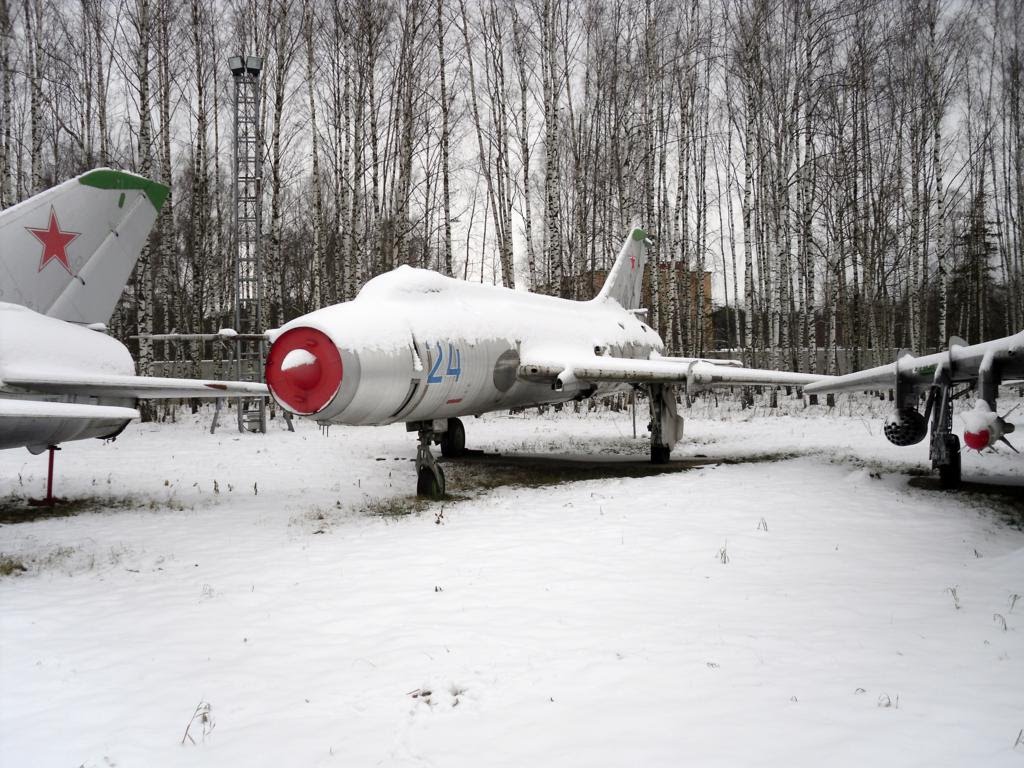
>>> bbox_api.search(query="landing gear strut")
[647,384,681,464]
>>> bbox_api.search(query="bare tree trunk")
[436,0,453,276]
[510,2,536,288]
[23,0,43,194]
[541,0,563,293]
[304,0,324,307]
[264,1,299,326]
[931,27,948,345]
[0,0,12,207]
[156,0,174,338]
[742,97,756,365]
[132,0,154,416]
[389,0,419,269]
[695,42,711,356]
[349,36,365,291]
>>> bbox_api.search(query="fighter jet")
[264,228,829,497]
[805,332,1024,488]
[0,169,267,499]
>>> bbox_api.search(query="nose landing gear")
[409,418,466,499]
[413,424,446,498]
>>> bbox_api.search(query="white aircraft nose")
[265,326,343,415]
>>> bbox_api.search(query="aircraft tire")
[417,465,446,498]
[440,418,466,457]
[938,434,961,490]
[651,444,671,464]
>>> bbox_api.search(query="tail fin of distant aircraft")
[0,168,168,325]
[594,227,649,310]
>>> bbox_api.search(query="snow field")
[0,396,1022,767]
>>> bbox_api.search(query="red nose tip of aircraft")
[963,429,990,451]
[265,326,343,415]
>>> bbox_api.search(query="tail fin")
[0,168,167,325]
[595,227,649,310]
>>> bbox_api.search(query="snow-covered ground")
[1,394,1022,767]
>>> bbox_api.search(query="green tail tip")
[632,228,646,241]
[79,168,170,212]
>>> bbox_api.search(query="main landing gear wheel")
[937,434,962,490]
[647,382,677,465]
[440,417,466,458]
[928,378,962,491]
[651,444,671,464]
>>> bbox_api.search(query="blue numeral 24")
[428,343,461,383]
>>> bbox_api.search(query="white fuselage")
[266,267,663,426]
[0,303,136,451]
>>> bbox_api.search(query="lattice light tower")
[229,54,266,433]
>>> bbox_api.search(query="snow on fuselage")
[0,302,136,451]
[265,266,662,426]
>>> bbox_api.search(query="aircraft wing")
[804,331,1024,396]
[519,353,827,390]
[0,398,140,421]
[803,362,912,395]
[1,371,269,399]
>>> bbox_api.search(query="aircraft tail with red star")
[0,168,168,325]
[594,227,650,311]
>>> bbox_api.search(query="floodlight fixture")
[228,55,245,76]
[246,56,264,75]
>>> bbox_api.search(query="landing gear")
[937,434,962,490]
[647,384,681,465]
[412,422,447,499]
[416,463,446,497]
[927,376,962,490]
[440,417,466,457]
[408,418,468,497]
[651,444,671,464]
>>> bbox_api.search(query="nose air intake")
[265,326,343,415]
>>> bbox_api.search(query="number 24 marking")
[427,342,461,383]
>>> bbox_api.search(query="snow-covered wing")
[804,330,1024,396]
[1,372,268,399]
[0,398,139,421]
[803,361,908,395]
[519,354,827,388]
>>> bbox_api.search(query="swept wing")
[1,371,268,400]
[520,352,827,390]
[804,331,1024,396]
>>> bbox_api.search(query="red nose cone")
[964,429,990,451]
[265,326,343,415]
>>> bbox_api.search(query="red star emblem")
[26,207,79,274]
[630,255,636,271]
